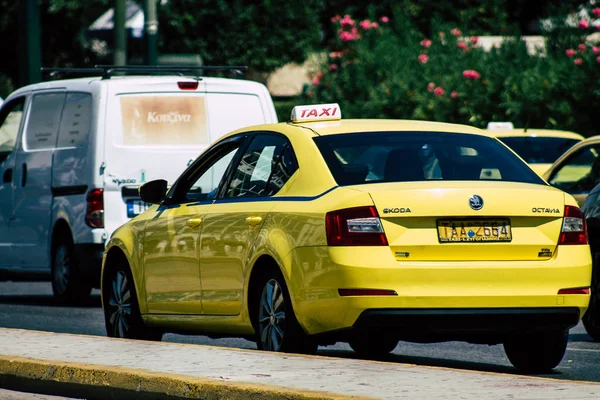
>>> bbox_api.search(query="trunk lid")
[355,181,565,261]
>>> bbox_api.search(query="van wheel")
[103,264,162,341]
[255,269,317,354]
[51,236,91,303]
[503,330,568,373]
[349,335,398,359]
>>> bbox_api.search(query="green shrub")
[305,8,600,137]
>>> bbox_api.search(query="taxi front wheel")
[503,330,568,373]
[103,264,162,341]
[255,269,317,355]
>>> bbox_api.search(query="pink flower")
[450,28,462,37]
[330,51,343,59]
[340,15,355,28]
[316,71,324,79]
[457,41,468,51]
[434,87,445,97]
[331,15,341,23]
[470,36,479,44]
[597,56,600,63]
[593,47,600,54]
[574,58,583,65]
[427,82,435,92]
[593,8,600,17]
[578,44,587,52]
[579,18,589,29]
[339,28,360,41]
[566,49,576,57]
[371,22,379,29]
[418,54,429,64]
[380,16,389,23]
[450,91,458,98]
[312,77,320,85]
[359,20,372,30]
[329,64,338,71]
[463,69,481,79]
[420,39,432,48]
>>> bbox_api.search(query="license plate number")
[437,219,512,243]
[127,200,151,218]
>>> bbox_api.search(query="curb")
[0,356,372,400]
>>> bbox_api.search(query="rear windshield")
[498,136,579,164]
[314,131,545,186]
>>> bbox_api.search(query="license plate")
[127,200,151,218]
[437,219,512,243]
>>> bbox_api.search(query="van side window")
[56,93,92,148]
[225,134,296,198]
[0,97,25,164]
[25,92,66,150]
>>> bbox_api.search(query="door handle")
[187,218,203,228]
[245,216,263,227]
[2,168,12,183]
[21,163,27,187]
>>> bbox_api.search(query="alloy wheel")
[258,278,286,351]
[108,271,132,338]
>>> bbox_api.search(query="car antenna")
[524,113,531,133]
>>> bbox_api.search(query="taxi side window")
[549,146,600,194]
[225,134,297,198]
[0,97,26,164]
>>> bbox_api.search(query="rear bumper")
[351,307,580,343]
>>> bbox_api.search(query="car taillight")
[86,188,104,228]
[558,205,588,245]
[326,206,388,246]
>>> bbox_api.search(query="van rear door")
[103,79,209,238]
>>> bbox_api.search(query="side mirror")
[139,179,168,204]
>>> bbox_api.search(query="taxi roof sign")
[487,121,514,130]
[290,103,341,123]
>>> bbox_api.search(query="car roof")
[487,129,584,140]
[292,119,486,136]
[7,75,265,98]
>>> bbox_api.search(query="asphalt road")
[1,281,600,383]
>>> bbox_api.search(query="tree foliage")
[306,5,600,137]
[158,0,325,73]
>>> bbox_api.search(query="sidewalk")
[1,328,599,400]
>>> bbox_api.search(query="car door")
[200,132,298,315]
[546,143,600,206]
[142,137,243,314]
[11,91,65,268]
[0,96,27,268]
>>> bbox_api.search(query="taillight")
[326,206,388,246]
[86,188,104,228]
[178,81,199,90]
[558,205,588,245]
[558,287,590,295]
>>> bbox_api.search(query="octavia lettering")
[532,207,561,214]
[147,111,192,124]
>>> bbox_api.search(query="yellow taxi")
[486,122,584,175]
[101,104,591,373]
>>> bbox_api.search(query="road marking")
[567,347,600,353]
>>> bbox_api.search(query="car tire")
[349,335,398,359]
[583,253,600,341]
[103,263,162,341]
[51,235,92,304]
[503,330,568,373]
[255,268,317,354]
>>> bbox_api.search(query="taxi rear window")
[313,131,545,186]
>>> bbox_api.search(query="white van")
[0,66,277,302]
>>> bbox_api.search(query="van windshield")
[119,95,208,146]
[313,131,545,186]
